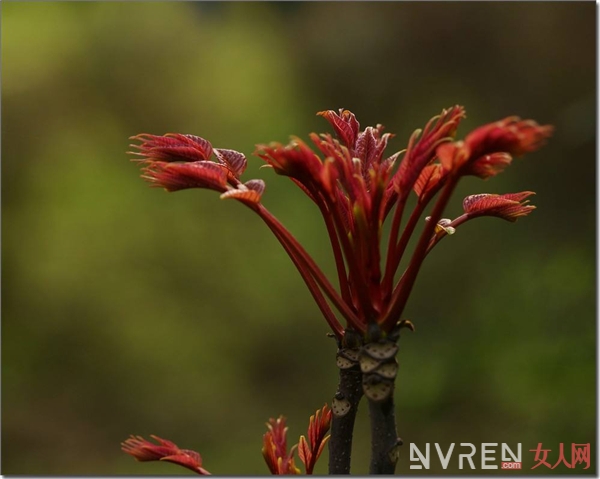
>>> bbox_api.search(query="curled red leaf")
[213,148,247,178]
[220,179,265,205]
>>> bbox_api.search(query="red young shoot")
[127,107,551,475]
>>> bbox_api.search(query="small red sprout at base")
[298,405,333,474]
[262,416,301,475]
[122,405,331,475]
[262,404,332,475]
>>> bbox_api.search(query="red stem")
[368,187,385,313]
[425,213,470,254]
[383,172,453,302]
[264,218,344,337]
[315,196,354,308]
[381,195,407,300]
[329,199,374,322]
[256,204,363,332]
[381,176,458,330]
[383,201,426,303]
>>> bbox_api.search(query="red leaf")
[213,148,247,178]
[129,133,213,162]
[436,141,470,172]
[255,139,323,192]
[245,179,266,194]
[394,105,466,195]
[463,191,536,222]
[355,127,377,168]
[141,161,228,192]
[465,117,553,159]
[413,163,445,199]
[262,416,300,475]
[220,179,265,205]
[121,435,209,475]
[317,109,360,148]
[262,431,279,475]
[315,435,331,463]
[466,152,513,179]
[298,435,311,470]
[301,405,332,474]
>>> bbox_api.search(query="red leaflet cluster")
[129,107,552,338]
[298,405,333,474]
[121,435,211,475]
[130,133,265,206]
[262,416,301,475]
[262,405,332,475]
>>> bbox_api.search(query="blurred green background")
[2,2,595,475]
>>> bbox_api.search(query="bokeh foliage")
[2,2,595,475]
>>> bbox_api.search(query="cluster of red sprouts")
[122,405,332,475]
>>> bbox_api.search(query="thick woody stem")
[368,393,401,474]
[329,366,363,474]
[329,331,364,474]
[362,327,403,474]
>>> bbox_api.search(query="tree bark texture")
[328,330,364,475]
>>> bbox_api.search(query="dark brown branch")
[362,327,403,474]
[368,393,401,474]
[328,331,364,474]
